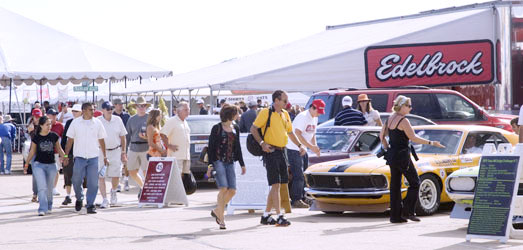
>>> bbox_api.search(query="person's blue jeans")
[213,160,236,189]
[33,161,57,213]
[72,157,99,207]
[0,136,12,172]
[287,149,305,203]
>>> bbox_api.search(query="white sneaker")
[124,180,130,191]
[116,184,122,192]
[110,190,117,206]
[79,207,87,215]
[52,188,60,196]
[100,199,110,209]
[45,210,52,215]
[38,211,45,216]
[5,170,10,175]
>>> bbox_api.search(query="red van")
[305,87,515,131]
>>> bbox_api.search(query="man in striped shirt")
[334,96,367,126]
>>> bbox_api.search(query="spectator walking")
[146,109,166,158]
[287,99,325,208]
[511,117,519,135]
[161,102,191,177]
[198,100,208,115]
[239,101,258,133]
[285,102,296,121]
[238,101,248,113]
[60,104,83,205]
[28,108,43,202]
[380,95,444,223]
[46,109,64,196]
[0,116,16,174]
[113,98,131,192]
[250,90,305,226]
[334,96,367,126]
[58,103,74,124]
[43,101,51,113]
[24,115,66,216]
[97,101,128,208]
[125,97,150,196]
[63,103,108,214]
[207,104,245,230]
[357,94,382,126]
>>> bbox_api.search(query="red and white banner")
[364,40,494,88]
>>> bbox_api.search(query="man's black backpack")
[246,107,273,156]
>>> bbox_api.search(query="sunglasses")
[137,104,147,108]
[405,104,412,108]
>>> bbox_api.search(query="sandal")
[31,195,37,203]
[219,222,226,230]
[211,210,220,225]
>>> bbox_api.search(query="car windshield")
[412,129,463,154]
[186,118,220,134]
[316,128,359,152]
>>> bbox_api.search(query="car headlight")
[449,177,475,192]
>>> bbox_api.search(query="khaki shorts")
[176,159,191,174]
[127,150,148,171]
[98,148,123,178]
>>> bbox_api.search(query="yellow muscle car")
[304,125,518,216]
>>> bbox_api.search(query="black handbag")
[246,107,273,156]
[199,146,208,163]
[182,172,197,195]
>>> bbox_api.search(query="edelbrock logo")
[376,51,484,81]
[365,40,494,88]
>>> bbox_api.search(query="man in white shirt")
[286,99,324,208]
[64,103,108,214]
[160,102,191,175]
[97,101,127,208]
[58,103,74,124]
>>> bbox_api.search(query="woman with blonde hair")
[357,94,382,126]
[145,109,166,158]
[380,95,444,223]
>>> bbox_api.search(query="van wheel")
[415,175,441,216]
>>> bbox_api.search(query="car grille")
[305,174,388,190]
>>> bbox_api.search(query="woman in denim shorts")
[207,104,246,230]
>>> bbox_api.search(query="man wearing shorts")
[97,101,127,208]
[250,90,305,226]
[125,96,150,196]
[161,102,191,176]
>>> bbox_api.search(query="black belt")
[107,145,121,151]
[270,145,285,151]
[131,141,147,144]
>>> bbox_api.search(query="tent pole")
[170,91,174,116]
[124,77,128,106]
[140,76,142,85]
[109,80,112,101]
[188,89,192,115]
[9,78,12,114]
[92,80,95,103]
[209,85,213,114]
[153,92,157,108]
[40,80,43,104]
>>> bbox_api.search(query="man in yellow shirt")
[250,90,305,227]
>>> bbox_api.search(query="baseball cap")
[101,101,114,110]
[47,108,58,115]
[248,101,257,108]
[94,110,103,117]
[32,108,42,118]
[71,104,82,112]
[342,96,353,107]
[311,99,326,114]
[285,102,292,109]
[197,99,204,104]
[112,98,123,105]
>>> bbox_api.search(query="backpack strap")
[261,107,273,140]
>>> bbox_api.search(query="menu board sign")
[467,156,520,242]
[139,159,173,205]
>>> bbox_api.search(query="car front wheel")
[415,174,441,216]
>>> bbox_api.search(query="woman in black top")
[24,116,66,216]
[380,96,444,223]
[207,104,246,230]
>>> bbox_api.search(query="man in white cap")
[334,96,367,126]
[60,104,83,205]
[58,103,74,124]
[198,99,208,115]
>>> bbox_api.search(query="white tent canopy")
[0,7,171,86]
[114,7,493,93]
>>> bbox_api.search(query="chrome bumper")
[305,188,407,197]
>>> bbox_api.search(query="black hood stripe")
[328,156,377,172]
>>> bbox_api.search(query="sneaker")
[100,199,110,209]
[137,188,142,199]
[79,207,87,215]
[45,210,52,215]
[62,196,72,205]
[116,184,122,193]
[38,211,45,216]
[5,170,10,175]
[31,195,38,203]
[52,188,60,196]
[260,215,277,225]
[110,189,117,205]
[87,206,97,214]
[276,215,291,226]
[75,199,83,212]
[124,180,130,191]
[291,200,310,209]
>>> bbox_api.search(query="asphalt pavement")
[1,153,523,249]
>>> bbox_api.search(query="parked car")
[306,87,515,131]
[309,126,382,165]
[317,112,435,128]
[185,115,221,181]
[304,125,518,216]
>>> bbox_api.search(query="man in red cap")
[286,99,325,208]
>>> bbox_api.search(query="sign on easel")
[466,144,522,243]
[139,157,188,208]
